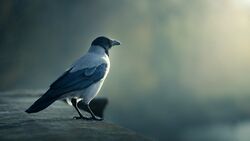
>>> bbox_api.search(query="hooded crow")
[25,36,121,120]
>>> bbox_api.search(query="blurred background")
[1,0,250,140]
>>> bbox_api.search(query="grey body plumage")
[26,36,121,120]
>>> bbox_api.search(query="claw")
[92,116,103,121]
[73,116,92,120]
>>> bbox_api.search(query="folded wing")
[25,63,107,113]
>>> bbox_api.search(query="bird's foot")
[73,116,92,120]
[92,116,103,121]
[73,116,103,121]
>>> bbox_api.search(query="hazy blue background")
[1,0,250,140]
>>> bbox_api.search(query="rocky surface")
[0,92,152,141]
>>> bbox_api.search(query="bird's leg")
[71,98,91,120]
[85,104,103,121]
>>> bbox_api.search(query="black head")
[91,36,120,55]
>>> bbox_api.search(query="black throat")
[104,47,109,56]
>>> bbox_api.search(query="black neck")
[105,49,109,56]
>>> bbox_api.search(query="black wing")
[50,63,107,93]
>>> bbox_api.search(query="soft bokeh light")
[1,0,250,140]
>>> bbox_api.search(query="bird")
[25,36,121,120]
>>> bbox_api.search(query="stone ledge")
[0,92,152,141]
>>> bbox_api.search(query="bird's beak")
[111,40,121,46]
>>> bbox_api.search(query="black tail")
[25,91,58,113]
